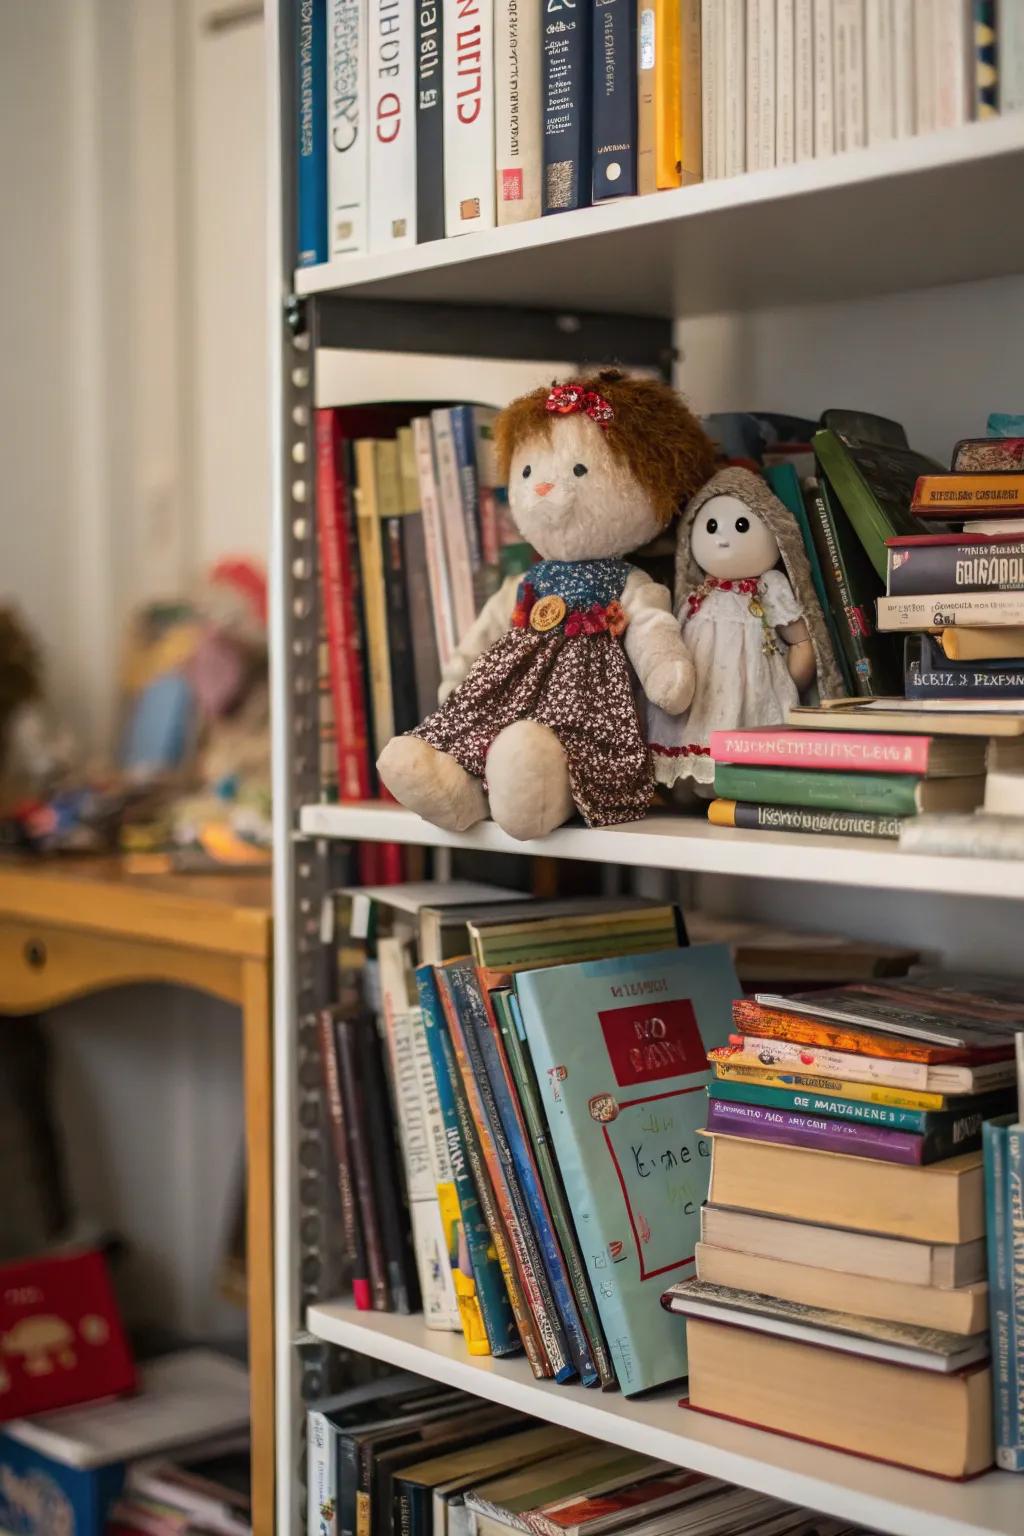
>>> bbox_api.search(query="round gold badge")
[529,595,566,632]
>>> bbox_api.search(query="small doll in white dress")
[648,466,843,792]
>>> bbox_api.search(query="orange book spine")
[911,472,1024,511]
[680,0,702,183]
[731,998,962,1064]
[654,0,683,187]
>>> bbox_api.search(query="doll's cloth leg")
[486,720,575,841]
[412,630,556,777]
[376,735,488,832]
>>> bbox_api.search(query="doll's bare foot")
[376,736,487,832]
[486,721,574,841]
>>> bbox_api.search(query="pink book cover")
[708,728,934,774]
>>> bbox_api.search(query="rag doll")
[377,371,717,839]
[648,466,843,792]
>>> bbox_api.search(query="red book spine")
[315,409,372,800]
[709,729,933,775]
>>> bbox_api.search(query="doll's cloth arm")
[760,568,803,626]
[620,567,696,716]
[438,574,519,702]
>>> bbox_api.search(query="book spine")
[317,1009,370,1308]
[713,1059,950,1110]
[680,0,702,181]
[543,0,593,211]
[974,1,998,118]
[308,1409,336,1536]
[448,406,483,573]
[727,1033,930,1088]
[335,1018,390,1309]
[709,1074,931,1131]
[353,441,395,757]
[724,0,746,173]
[443,964,570,1379]
[1002,0,1024,111]
[297,0,328,266]
[879,590,1024,631]
[805,475,899,694]
[713,761,921,815]
[913,473,1024,510]
[500,993,617,1389]
[400,513,443,719]
[776,0,795,166]
[318,630,339,802]
[889,540,1024,596]
[314,412,373,799]
[592,0,639,201]
[1007,1125,1024,1469]
[986,1122,1021,1468]
[328,0,368,255]
[730,997,956,1063]
[495,0,542,221]
[892,0,915,133]
[443,0,496,233]
[709,727,933,774]
[336,1432,361,1536]
[905,636,1024,701]
[655,0,683,187]
[637,4,658,192]
[914,0,935,132]
[383,517,421,735]
[360,1019,419,1313]
[416,965,512,1355]
[865,0,894,144]
[934,0,971,126]
[475,987,598,1384]
[746,0,761,169]
[411,417,457,669]
[416,1,445,242]
[709,798,901,839]
[368,0,417,250]
[794,0,814,158]
[705,1096,925,1163]
[832,0,865,151]
[812,0,834,154]
[431,412,478,638]
[700,0,716,178]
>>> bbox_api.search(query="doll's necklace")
[685,576,780,657]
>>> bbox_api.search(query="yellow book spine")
[712,1061,948,1111]
[637,5,658,194]
[654,0,683,187]
[707,799,738,827]
[353,439,394,757]
[437,1181,491,1355]
[680,0,702,183]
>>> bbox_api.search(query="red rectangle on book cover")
[501,169,523,202]
[0,1249,136,1421]
[598,998,705,1087]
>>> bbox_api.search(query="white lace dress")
[648,568,803,787]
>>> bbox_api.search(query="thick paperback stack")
[663,972,1023,1477]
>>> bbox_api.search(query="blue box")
[0,1434,124,1536]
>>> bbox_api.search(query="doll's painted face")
[690,495,781,582]
[507,415,661,562]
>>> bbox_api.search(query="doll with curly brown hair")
[377,370,717,840]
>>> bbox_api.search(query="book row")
[295,0,1024,266]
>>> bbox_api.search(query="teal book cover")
[514,944,738,1395]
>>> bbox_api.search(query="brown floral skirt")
[413,628,653,828]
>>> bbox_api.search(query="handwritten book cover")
[514,945,737,1394]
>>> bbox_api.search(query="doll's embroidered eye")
[573,463,588,477]
[735,516,750,533]
[522,465,532,479]
[706,517,718,534]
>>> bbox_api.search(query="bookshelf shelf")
[298,801,1024,901]
[293,117,1024,318]
[306,1300,1020,1536]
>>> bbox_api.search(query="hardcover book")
[415,0,445,243]
[592,0,638,201]
[328,0,368,255]
[368,0,417,250]
[709,727,986,776]
[495,0,542,222]
[983,1115,1023,1470]
[905,634,1024,702]
[812,428,941,581]
[655,0,683,187]
[297,0,328,265]
[542,0,593,212]
[887,532,1024,596]
[878,590,1024,631]
[707,798,900,839]
[912,472,1024,514]
[703,1095,970,1166]
[515,945,738,1393]
[443,0,496,234]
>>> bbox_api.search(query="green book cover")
[813,428,941,581]
[714,761,922,815]
[514,946,738,1395]
[763,462,849,688]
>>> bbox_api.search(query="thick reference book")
[415,0,445,243]
[515,944,738,1393]
[709,726,987,776]
[887,530,1024,597]
[591,0,638,201]
[711,762,985,818]
[878,589,1024,631]
[327,0,367,255]
[495,0,542,222]
[905,634,1024,702]
[296,0,328,266]
[542,1,592,212]
[368,0,417,250]
[443,0,496,234]
[813,427,942,581]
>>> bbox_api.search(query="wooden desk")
[0,859,274,1535]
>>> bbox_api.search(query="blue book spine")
[446,964,574,1382]
[542,1,593,212]
[904,635,1024,701]
[1005,1123,1024,1470]
[447,406,483,572]
[472,989,599,1385]
[591,0,637,201]
[415,966,518,1356]
[296,0,328,266]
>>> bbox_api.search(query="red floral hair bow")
[545,383,614,429]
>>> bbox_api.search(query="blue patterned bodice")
[515,558,632,609]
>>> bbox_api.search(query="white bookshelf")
[267,4,1024,1526]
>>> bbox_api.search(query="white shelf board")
[298,801,1024,899]
[294,118,1024,317]
[307,1301,1021,1536]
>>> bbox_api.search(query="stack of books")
[663,973,1024,1478]
[307,1374,871,1536]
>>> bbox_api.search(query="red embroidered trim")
[649,743,711,757]
[511,591,628,638]
[686,575,760,617]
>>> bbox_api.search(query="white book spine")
[813,0,834,153]
[865,0,894,143]
[746,0,762,171]
[368,0,416,249]
[412,417,457,669]
[758,0,776,165]
[832,0,865,151]
[327,0,368,255]
[1002,0,1024,111]
[776,0,796,165]
[701,0,717,178]
[914,0,936,133]
[794,0,815,158]
[933,0,970,127]
[725,0,747,174]
[431,411,477,638]
[443,0,496,234]
[307,1410,335,1536]
[714,0,729,174]
[494,0,541,223]
[891,0,915,134]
